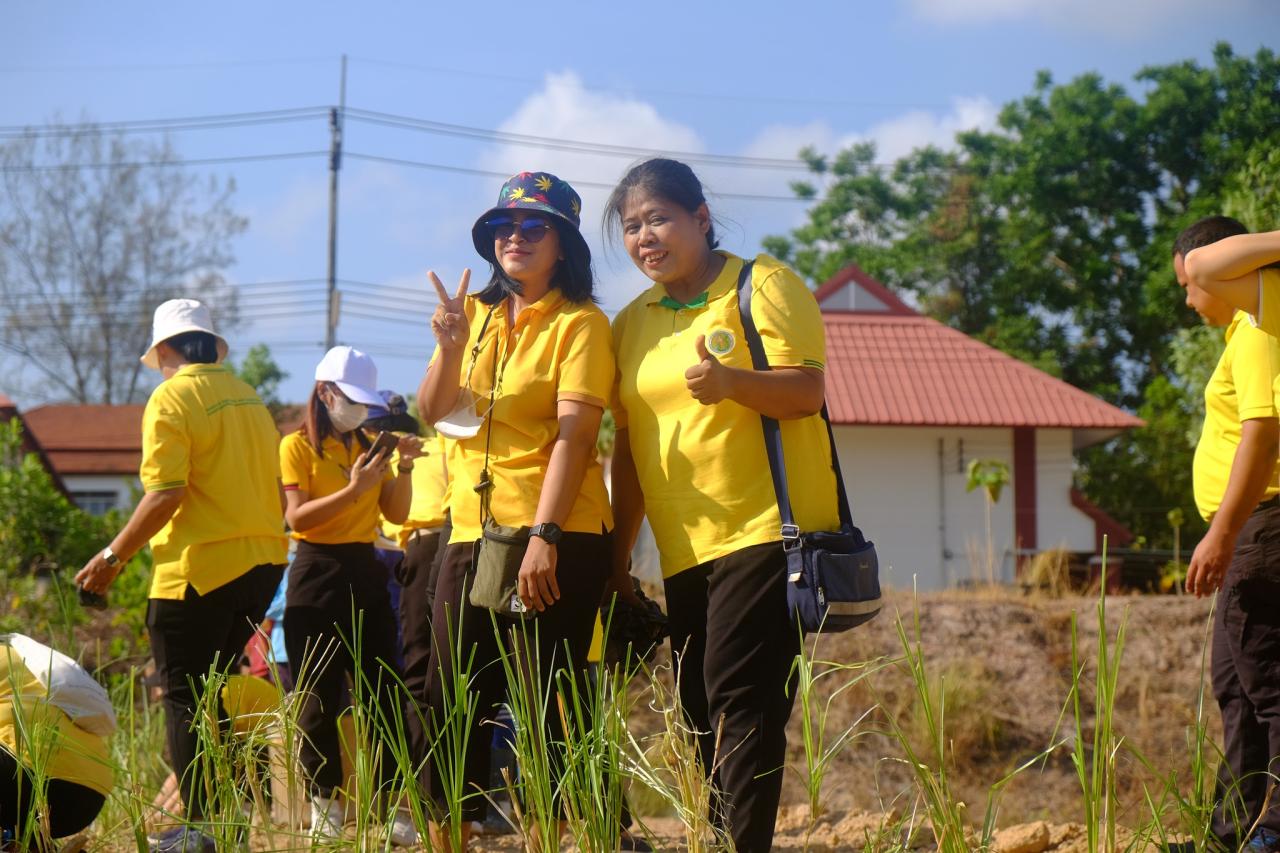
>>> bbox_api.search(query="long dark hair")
[475,219,597,305]
[300,382,371,456]
[604,158,720,250]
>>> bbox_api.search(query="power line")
[0,107,330,139]
[0,58,336,75]
[344,151,809,203]
[346,56,951,111]
[345,108,811,172]
[0,150,328,173]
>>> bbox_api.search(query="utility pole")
[325,54,347,350]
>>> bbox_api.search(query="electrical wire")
[0,150,328,173]
[344,107,810,172]
[344,152,809,202]
[0,107,331,139]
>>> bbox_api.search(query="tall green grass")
[8,568,1240,852]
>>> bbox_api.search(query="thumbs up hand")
[685,334,734,405]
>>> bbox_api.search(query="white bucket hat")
[140,298,229,369]
[314,346,382,407]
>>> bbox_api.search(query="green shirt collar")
[657,291,709,311]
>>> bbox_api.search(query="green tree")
[0,121,246,405]
[0,418,109,576]
[233,343,289,414]
[765,44,1280,546]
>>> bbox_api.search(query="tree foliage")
[0,122,246,405]
[233,343,289,414]
[765,44,1280,546]
[0,418,110,576]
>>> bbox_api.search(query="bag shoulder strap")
[734,259,855,537]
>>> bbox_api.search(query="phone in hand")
[367,430,399,464]
[78,584,109,610]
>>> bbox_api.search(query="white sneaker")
[388,812,420,847]
[310,795,345,840]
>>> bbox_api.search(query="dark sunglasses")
[486,216,555,243]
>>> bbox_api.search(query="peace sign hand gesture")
[429,269,472,351]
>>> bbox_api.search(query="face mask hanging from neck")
[326,396,369,433]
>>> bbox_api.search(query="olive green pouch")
[469,520,532,619]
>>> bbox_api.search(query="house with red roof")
[815,264,1142,589]
[20,403,144,515]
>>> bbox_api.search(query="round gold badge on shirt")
[706,328,736,356]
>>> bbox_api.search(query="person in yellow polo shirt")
[417,171,613,851]
[74,299,287,853]
[279,346,423,846]
[1,638,112,847]
[603,159,840,853]
[1181,221,1280,339]
[364,392,450,783]
[1170,218,1280,852]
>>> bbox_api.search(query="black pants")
[283,540,405,796]
[395,527,446,779]
[424,532,609,822]
[0,747,105,843]
[1210,502,1280,846]
[665,541,800,853]
[146,562,283,822]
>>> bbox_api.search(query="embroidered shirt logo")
[706,328,736,357]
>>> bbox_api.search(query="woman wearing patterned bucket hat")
[604,158,840,852]
[417,171,615,850]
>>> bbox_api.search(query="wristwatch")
[529,522,563,545]
[102,546,121,567]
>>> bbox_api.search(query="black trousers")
[424,532,609,822]
[395,526,446,779]
[664,541,800,853]
[146,562,283,822]
[1210,502,1280,846]
[283,540,405,796]
[0,746,105,842]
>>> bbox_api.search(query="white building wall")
[833,426,1026,590]
[62,474,139,515]
[1035,428,1096,552]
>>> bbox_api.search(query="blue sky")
[3,1,1277,405]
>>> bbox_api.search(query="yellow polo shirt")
[1251,268,1280,339]
[1193,311,1280,520]
[612,252,840,578]
[382,432,451,549]
[280,431,392,544]
[141,364,288,600]
[0,645,113,796]
[437,290,614,544]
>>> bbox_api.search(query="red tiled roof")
[23,404,145,452]
[44,450,142,475]
[822,312,1144,430]
[813,264,917,315]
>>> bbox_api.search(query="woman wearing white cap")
[75,298,287,853]
[278,345,423,845]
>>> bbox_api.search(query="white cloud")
[476,71,706,307]
[861,95,999,162]
[907,0,1250,35]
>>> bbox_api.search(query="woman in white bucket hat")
[76,298,287,853]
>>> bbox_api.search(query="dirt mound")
[776,587,1215,826]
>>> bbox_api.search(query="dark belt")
[1255,495,1280,513]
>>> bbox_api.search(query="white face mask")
[434,389,487,440]
[326,396,369,434]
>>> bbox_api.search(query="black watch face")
[535,523,562,543]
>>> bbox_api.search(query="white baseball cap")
[140,298,229,369]
[314,346,382,407]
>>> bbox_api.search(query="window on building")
[72,491,120,516]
